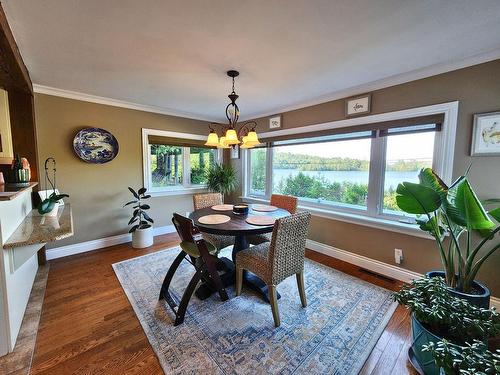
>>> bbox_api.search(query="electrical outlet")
[394,248,403,264]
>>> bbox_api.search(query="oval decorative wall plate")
[73,127,119,164]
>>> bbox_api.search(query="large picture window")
[244,102,458,227]
[143,129,221,194]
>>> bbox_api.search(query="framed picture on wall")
[471,111,500,156]
[269,115,282,129]
[230,145,240,159]
[345,94,371,117]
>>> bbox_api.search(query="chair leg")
[269,285,280,327]
[235,266,243,296]
[174,269,202,326]
[296,271,307,308]
[203,254,228,301]
[159,250,186,301]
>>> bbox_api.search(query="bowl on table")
[232,204,249,216]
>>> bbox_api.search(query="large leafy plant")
[394,277,500,345]
[206,163,238,196]
[396,168,500,292]
[124,187,154,233]
[423,340,500,375]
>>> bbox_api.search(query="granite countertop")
[3,204,74,249]
[0,182,38,201]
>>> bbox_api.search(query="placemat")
[252,204,279,212]
[198,214,231,225]
[246,215,276,226]
[211,204,234,211]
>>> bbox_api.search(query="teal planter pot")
[426,271,490,309]
[411,314,441,375]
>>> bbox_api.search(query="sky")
[276,132,435,162]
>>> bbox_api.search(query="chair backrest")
[268,211,311,285]
[172,213,197,243]
[193,193,223,210]
[270,194,298,214]
[172,213,212,259]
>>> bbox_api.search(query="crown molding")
[239,48,500,121]
[32,84,217,122]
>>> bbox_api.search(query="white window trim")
[141,128,222,197]
[242,101,459,238]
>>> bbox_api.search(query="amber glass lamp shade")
[245,131,260,146]
[205,131,219,147]
[240,136,252,149]
[224,128,240,145]
[217,136,230,149]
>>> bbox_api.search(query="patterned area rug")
[112,247,397,375]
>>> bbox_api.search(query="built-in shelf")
[3,204,73,249]
[0,182,38,201]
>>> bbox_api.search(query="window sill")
[241,195,434,240]
[149,186,209,197]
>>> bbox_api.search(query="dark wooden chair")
[159,213,229,325]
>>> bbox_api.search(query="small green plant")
[395,167,500,293]
[423,340,500,375]
[38,192,69,214]
[124,187,154,233]
[393,277,500,345]
[206,163,238,196]
[38,157,68,214]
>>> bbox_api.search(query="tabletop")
[189,204,290,236]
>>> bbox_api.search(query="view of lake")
[273,169,419,190]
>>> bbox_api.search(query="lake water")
[273,169,419,189]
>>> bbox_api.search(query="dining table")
[189,203,290,302]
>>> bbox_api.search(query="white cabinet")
[0,89,13,164]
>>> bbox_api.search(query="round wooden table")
[189,204,290,302]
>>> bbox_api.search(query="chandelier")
[205,70,260,149]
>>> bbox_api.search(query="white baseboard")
[45,225,176,260]
[306,239,500,310]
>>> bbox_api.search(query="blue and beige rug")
[112,247,397,374]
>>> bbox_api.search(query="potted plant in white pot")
[125,187,154,249]
[38,157,69,216]
[395,167,500,308]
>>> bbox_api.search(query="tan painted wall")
[34,94,208,248]
[230,60,500,296]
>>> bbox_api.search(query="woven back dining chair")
[236,211,311,327]
[192,193,234,250]
[159,213,228,325]
[248,194,299,245]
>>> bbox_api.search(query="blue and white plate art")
[73,127,119,164]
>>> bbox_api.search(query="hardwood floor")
[31,233,418,375]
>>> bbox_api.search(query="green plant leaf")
[206,163,238,195]
[50,194,69,202]
[446,176,495,230]
[139,204,150,210]
[128,216,138,225]
[396,182,441,214]
[128,187,139,199]
[489,207,500,223]
[138,187,147,195]
[418,168,448,202]
[37,199,55,214]
[124,200,137,207]
[142,212,154,223]
[129,224,139,233]
[142,195,151,199]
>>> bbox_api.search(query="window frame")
[142,128,222,196]
[242,101,459,235]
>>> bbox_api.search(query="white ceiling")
[3,0,500,122]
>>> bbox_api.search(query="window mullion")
[367,135,386,217]
[266,146,273,199]
[182,147,190,187]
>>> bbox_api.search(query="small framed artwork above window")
[269,115,282,129]
[142,129,222,196]
[345,94,371,117]
[471,111,500,156]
